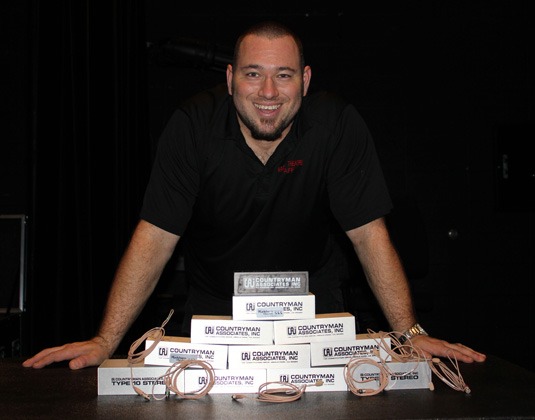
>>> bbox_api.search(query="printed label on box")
[228,344,310,370]
[98,359,173,395]
[310,334,391,366]
[266,367,348,392]
[232,293,315,321]
[273,313,356,344]
[190,315,274,345]
[345,360,433,391]
[184,369,266,394]
[144,337,228,369]
[234,271,309,295]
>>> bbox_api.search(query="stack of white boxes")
[98,271,432,395]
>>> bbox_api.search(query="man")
[24,21,486,370]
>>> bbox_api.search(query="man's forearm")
[96,220,179,355]
[361,252,417,333]
[347,218,417,332]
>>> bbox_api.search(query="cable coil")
[126,309,215,400]
[126,312,471,401]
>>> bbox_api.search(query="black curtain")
[24,1,151,356]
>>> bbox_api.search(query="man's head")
[226,21,312,142]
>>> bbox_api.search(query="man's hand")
[22,336,112,370]
[411,335,487,363]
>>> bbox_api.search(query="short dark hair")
[233,21,305,70]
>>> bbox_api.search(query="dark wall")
[0,1,31,215]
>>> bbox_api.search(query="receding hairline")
[233,21,305,69]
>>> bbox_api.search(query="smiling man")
[227,26,311,162]
[24,21,486,370]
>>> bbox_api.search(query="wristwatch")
[399,323,428,344]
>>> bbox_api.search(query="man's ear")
[302,65,312,96]
[226,64,233,95]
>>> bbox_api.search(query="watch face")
[406,324,427,338]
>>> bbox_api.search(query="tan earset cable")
[128,309,175,366]
[125,312,470,400]
[365,329,471,393]
[344,358,389,396]
[232,379,324,403]
[152,359,216,400]
[126,309,216,400]
[429,356,471,394]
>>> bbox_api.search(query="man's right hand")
[22,336,112,370]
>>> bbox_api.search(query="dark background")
[1,2,533,371]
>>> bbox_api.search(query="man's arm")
[23,219,180,369]
[346,217,486,363]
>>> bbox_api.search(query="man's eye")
[246,72,260,78]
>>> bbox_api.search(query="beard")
[237,111,294,142]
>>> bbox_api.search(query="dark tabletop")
[1,355,534,419]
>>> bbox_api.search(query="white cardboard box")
[184,368,267,394]
[227,344,311,370]
[345,359,433,391]
[310,333,391,366]
[232,293,315,321]
[266,367,348,392]
[273,312,356,344]
[144,336,228,369]
[190,315,274,345]
[98,359,172,395]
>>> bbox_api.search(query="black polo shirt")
[141,84,392,326]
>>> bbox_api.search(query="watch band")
[400,323,428,344]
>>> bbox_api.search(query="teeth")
[255,104,280,110]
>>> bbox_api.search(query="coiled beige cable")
[344,358,389,396]
[152,359,216,400]
[126,309,216,400]
[232,380,325,403]
[365,329,471,394]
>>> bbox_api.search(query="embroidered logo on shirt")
[277,159,303,174]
